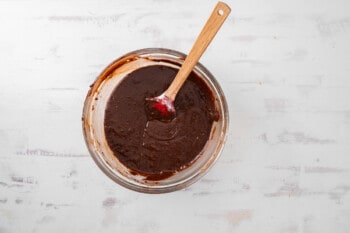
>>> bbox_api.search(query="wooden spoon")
[146,1,231,121]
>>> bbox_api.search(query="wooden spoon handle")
[164,2,231,100]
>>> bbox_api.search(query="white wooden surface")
[1,0,350,232]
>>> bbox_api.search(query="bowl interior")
[82,48,228,193]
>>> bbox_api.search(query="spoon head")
[145,95,176,122]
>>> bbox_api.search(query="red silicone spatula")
[146,2,231,121]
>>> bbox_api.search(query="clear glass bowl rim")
[82,48,229,193]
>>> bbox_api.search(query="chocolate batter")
[104,65,218,180]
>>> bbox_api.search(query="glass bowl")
[82,48,228,193]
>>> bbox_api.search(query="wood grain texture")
[0,0,350,232]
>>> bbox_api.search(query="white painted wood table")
[1,0,350,232]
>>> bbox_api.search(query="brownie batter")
[104,65,218,180]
